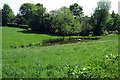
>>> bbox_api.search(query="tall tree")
[0,9,2,25]
[2,4,15,26]
[52,6,81,37]
[19,3,35,25]
[15,14,26,25]
[106,11,120,31]
[81,16,91,36]
[42,13,53,34]
[28,3,46,32]
[91,0,111,36]
[116,15,120,33]
[69,3,83,20]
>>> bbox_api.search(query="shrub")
[66,54,119,78]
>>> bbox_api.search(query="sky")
[118,1,120,15]
[0,0,119,16]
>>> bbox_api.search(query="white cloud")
[0,0,119,16]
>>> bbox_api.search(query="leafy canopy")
[2,4,15,25]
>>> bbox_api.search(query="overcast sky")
[0,0,119,16]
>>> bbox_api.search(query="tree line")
[1,0,120,36]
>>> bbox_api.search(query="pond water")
[41,38,100,46]
[10,38,100,48]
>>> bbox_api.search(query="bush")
[66,54,119,78]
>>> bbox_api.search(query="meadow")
[2,27,119,78]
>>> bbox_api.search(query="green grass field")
[2,27,119,78]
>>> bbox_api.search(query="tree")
[81,16,92,36]
[0,9,2,25]
[19,3,35,25]
[18,3,46,33]
[15,14,26,25]
[2,4,15,26]
[106,11,120,31]
[69,3,83,20]
[42,13,53,34]
[28,3,46,32]
[110,12,120,33]
[91,0,111,36]
[51,6,81,37]
[116,16,120,33]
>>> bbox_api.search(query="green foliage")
[14,3,94,36]
[81,16,92,36]
[15,14,26,25]
[18,3,47,32]
[117,22,120,33]
[66,54,118,78]
[69,3,83,19]
[18,3,55,34]
[0,9,2,25]
[2,4,15,26]
[97,0,111,11]
[19,3,35,25]
[106,11,120,32]
[29,3,46,32]
[42,13,53,34]
[18,4,82,35]
[51,6,81,36]
[90,0,111,36]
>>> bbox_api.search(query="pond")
[41,38,100,46]
[10,37,100,48]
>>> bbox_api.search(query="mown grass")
[2,27,100,48]
[2,27,118,78]
[2,27,62,48]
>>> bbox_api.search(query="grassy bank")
[2,27,118,78]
